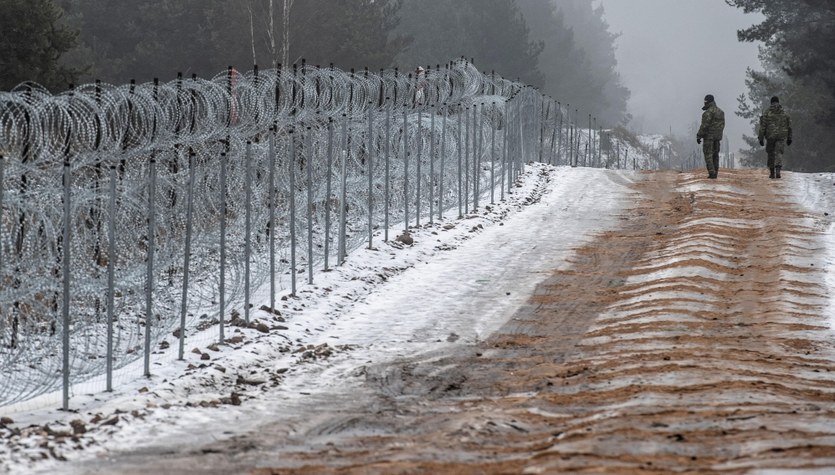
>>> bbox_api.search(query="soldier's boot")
[708,172,717,179]
[769,167,775,179]
[775,166,782,179]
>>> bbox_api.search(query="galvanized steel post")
[62,155,72,409]
[219,152,227,343]
[384,104,391,240]
[324,120,333,267]
[429,105,436,224]
[367,104,374,248]
[268,130,277,308]
[178,151,196,361]
[144,153,156,377]
[339,115,349,261]
[244,141,252,323]
[306,127,314,284]
[403,109,409,232]
[289,129,297,293]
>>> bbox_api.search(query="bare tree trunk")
[246,0,257,66]
[282,0,293,67]
[269,0,276,68]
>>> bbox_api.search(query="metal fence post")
[62,155,72,410]
[550,102,558,166]
[144,153,156,377]
[501,101,508,201]
[508,99,515,194]
[429,105,435,224]
[474,104,481,211]
[244,140,253,323]
[289,129,297,293]
[384,104,391,240]
[306,127,314,284]
[219,151,227,343]
[464,106,470,214]
[324,119,333,267]
[458,107,463,218]
[439,104,447,220]
[520,97,525,176]
[588,114,592,166]
[0,156,4,340]
[557,103,563,166]
[367,104,374,248]
[416,107,422,227]
[403,109,409,231]
[178,151,196,361]
[490,102,496,204]
[0,155,3,276]
[339,116,349,261]
[537,97,548,163]
[574,108,580,168]
[269,130,277,308]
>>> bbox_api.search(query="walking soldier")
[758,96,793,179]
[696,94,725,179]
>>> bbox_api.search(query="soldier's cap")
[771,96,779,103]
[704,94,714,103]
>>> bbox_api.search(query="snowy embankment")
[791,172,835,329]
[0,163,639,474]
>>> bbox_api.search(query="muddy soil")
[78,169,835,474]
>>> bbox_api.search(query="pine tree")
[281,0,408,70]
[0,0,81,92]
[727,0,835,171]
[59,0,409,83]
[395,0,544,86]
[516,0,599,113]
[547,0,630,126]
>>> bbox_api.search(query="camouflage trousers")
[703,139,721,174]
[766,139,785,169]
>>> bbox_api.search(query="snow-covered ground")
[3,166,835,474]
[790,172,835,329]
[0,163,640,473]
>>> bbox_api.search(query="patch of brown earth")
[74,169,835,475]
[248,169,835,474]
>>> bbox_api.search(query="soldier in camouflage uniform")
[696,94,725,179]
[758,96,793,179]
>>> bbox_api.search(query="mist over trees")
[3,0,630,129]
[727,0,835,172]
[395,0,631,127]
[394,0,545,87]
[54,0,407,85]
[516,0,630,127]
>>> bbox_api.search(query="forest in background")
[0,0,631,128]
[727,0,835,172]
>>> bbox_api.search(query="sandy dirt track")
[77,169,835,474]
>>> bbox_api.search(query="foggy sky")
[599,0,763,153]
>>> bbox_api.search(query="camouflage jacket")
[758,104,793,141]
[697,101,725,141]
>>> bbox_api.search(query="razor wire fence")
[0,58,603,409]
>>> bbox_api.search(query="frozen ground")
[0,163,639,473]
[3,166,835,474]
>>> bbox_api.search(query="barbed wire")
[0,59,584,408]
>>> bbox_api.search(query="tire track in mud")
[249,169,835,474]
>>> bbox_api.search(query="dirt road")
[73,169,835,474]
